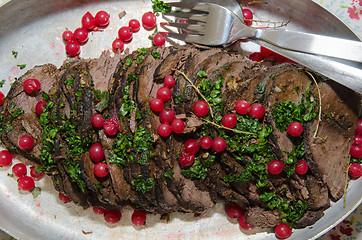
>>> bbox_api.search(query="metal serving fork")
[163,2,362,63]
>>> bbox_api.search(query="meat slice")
[244,207,282,228]
[1,64,60,163]
[304,81,360,200]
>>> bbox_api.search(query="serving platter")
[0,0,361,239]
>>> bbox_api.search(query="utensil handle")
[252,40,362,94]
[255,29,362,62]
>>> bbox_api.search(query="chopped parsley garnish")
[133,126,153,165]
[65,79,74,86]
[11,108,24,120]
[151,51,161,58]
[17,64,26,69]
[127,73,139,83]
[257,84,266,94]
[137,47,148,54]
[197,76,224,114]
[164,169,174,179]
[12,50,18,58]
[284,143,305,177]
[93,90,109,112]
[181,155,216,180]
[173,94,184,104]
[272,86,317,132]
[119,86,135,120]
[259,192,308,224]
[131,177,155,194]
[152,0,171,14]
[0,79,5,87]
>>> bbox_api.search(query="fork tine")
[191,2,210,12]
[162,22,205,33]
[162,12,208,23]
[160,31,203,44]
[167,1,195,8]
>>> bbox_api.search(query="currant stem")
[306,71,322,139]
[173,69,214,118]
[201,118,256,136]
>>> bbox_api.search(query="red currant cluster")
[225,202,292,238]
[92,206,122,225]
[249,46,296,63]
[150,75,185,137]
[88,113,119,178]
[91,207,147,226]
[0,151,44,192]
[348,119,362,178]
[225,204,255,230]
[62,10,110,57]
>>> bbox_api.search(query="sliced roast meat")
[244,207,282,228]
[304,81,360,201]
[1,64,60,163]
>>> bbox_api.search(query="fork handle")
[253,29,362,62]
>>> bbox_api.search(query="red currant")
[73,27,89,44]
[348,163,362,178]
[171,119,185,134]
[118,26,133,42]
[30,165,45,181]
[249,103,265,119]
[184,139,200,155]
[239,215,255,230]
[104,209,122,224]
[158,123,172,137]
[275,223,292,239]
[12,163,27,177]
[164,75,176,88]
[242,8,253,26]
[35,101,48,115]
[142,12,156,30]
[222,113,237,129]
[225,204,244,220]
[178,151,195,166]
[356,119,362,136]
[0,91,4,105]
[18,134,34,151]
[93,162,110,178]
[18,176,35,191]
[159,109,176,123]
[103,118,119,136]
[287,121,303,137]
[0,150,12,167]
[59,192,71,203]
[91,114,105,128]
[150,98,164,112]
[350,144,362,158]
[235,100,250,115]
[65,40,81,57]
[93,206,106,215]
[153,33,166,46]
[132,210,146,226]
[157,87,172,102]
[199,136,212,149]
[268,160,284,175]
[62,30,75,43]
[129,19,141,33]
[260,46,275,58]
[89,143,105,162]
[193,101,209,117]
[249,52,264,62]
[81,11,96,30]
[295,160,308,175]
[212,138,227,152]
[112,39,124,53]
[354,135,362,145]
[95,11,110,27]
[23,78,41,94]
